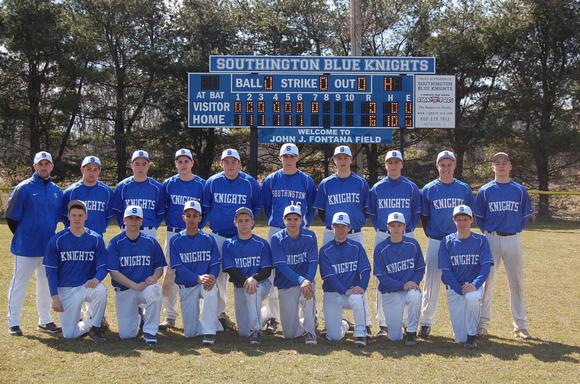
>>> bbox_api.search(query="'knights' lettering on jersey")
[222,234,272,288]
[378,198,411,209]
[124,198,157,210]
[433,198,465,210]
[213,193,248,204]
[84,200,107,212]
[385,258,415,274]
[235,256,261,268]
[119,255,151,267]
[331,260,358,274]
[171,195,199,206]
[60,250,95,262]
[179,250,211,263]
[488,201,519,212]
[327,193,361,205]
[450,254,479,266]
[286,252,307,265]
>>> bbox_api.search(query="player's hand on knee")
[85,278,99,289]
[145,276,158,286]
[403,281,419,291]
[462,283,476,294]
[199,274,216,290]
[346,286,364,296]
[134,281,147,291]
[244,277,258,294]
[300,279,314,299]
[51,296,64,312]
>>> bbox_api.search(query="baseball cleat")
[248,331,261,345]
[9,326,23,336]
[38,322,62,334]
[343,318,355,332]
[304,332,317,345]
[100,317,111,332]
[514,329,532,340]
[318,328,327,338]
[87,326,107,344]
[365,326,374,339]
[158,318,176,331]
[464,335,478,349]
[477,327,488,337]
[419,325,431,339]
[354,337,367,347]
[202,335,216,345]
[264,318,279,334]
[219,313,237,332]
[404,332,417,346]
[143,332,157,346]
[376,326,389,338]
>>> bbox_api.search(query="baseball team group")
[5,143,533,349]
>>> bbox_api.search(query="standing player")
[5,151,63,336]
[270,205,318,344]
[159,148,206,330]
[261,143,317,334]
[419,150,474,339]
[62,156,114,235]
[107,206,166,345]
[374,212,425,346]
[44,201,108,342]
[222,207,272,345]
[439,205,493,349]
[203,148,261,331]
[169,201,220,345]
[320,212,371,347]
[314,145,369,246]
[112,150,165,239]
[475,152,534,339]
[368,149,422,337]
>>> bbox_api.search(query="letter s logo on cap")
[132,208,138,214]
[227,150,232,155]
[42,153,47,158]
[286,146,291,151]
[340,147,345,152]
[338,215,343,220]
[394,214,398,219]
[139,151,144,156]
[90,157,96,162]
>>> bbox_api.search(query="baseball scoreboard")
[188,73,414,129]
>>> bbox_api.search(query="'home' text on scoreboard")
[188,73,414,129]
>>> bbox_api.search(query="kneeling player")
[222,207,272,345]
[169,201,220,344]
[439,205,493,349]
[320,212,371,347]
[374,212,425,346]
[44,200,108,342]
[270,205,318,344]
[107,206,166,345]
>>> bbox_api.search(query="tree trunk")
[534,144,551,219]
[366,144,378,185]
[28,58,40,158]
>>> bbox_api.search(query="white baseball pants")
[58,284,107,338]
[380,289,421,341]
[233,280,271,337]
[323,292,367,340]
[179,284,219,337]
[420,238,443,327]
[446,287,483,343]
[115,284,162,339]
[278,285,317,339]
[162,230,180,321]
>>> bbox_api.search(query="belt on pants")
[178,284,197,289]
[214,232,235,238]
[166,226,183,233]
[326,228,361,234]
[430,235,445,241]
[114,287,129,292]
[122,226,156,231]
[487,231,517,237]
[378,228,414,234]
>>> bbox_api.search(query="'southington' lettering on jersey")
[272,190,307,199]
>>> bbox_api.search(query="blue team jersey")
[262,169,317,228]
[44,228,108,295]
[421,179,474,239]
[270,228,318,289]
[107,232,166,290]
[314,173,369,231]
[5,173,63,256]
[438,232,493,285]
[163,174,205,229]
[169,230,221,286]
[62,180,114,234]
[112,176,165,228]
[374,237,425,293]
[222,235,272,288]
[368,176,422,232]
[319,239,371,293]
[475,180,533,233]
[202,171,261,236]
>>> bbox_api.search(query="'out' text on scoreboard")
[188,73,413,129]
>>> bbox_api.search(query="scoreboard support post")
[249,125,258,178]
[399,126,406,159]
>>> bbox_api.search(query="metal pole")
[350,0,364,173]
[249,125,258,178]
[399,126,406,159]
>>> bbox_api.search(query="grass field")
[0,223,579,383]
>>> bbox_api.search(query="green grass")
[0,223,579,383]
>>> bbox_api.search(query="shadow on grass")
[26,329,580,362]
